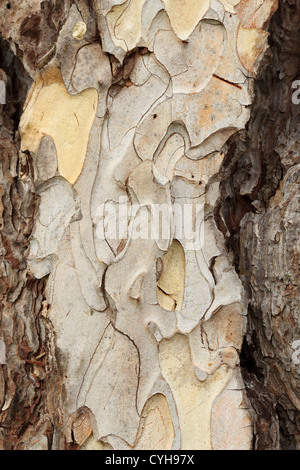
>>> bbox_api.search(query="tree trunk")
[219,0,300,450]
[0,0,299,450]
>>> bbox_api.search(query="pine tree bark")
[219,0,300,450]
[0,0,299,450]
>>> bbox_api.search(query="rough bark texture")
[0,33,67,451]
[0,0,299,451]
[218,0,300,450]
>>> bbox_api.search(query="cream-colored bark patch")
[163,0,210,40]
[237,26,269,73]
[72,21,87,40]
[107,0,146,50]
[80,435,104,450]
[159,334,231,450]
[219,0,239,13]
[157,240,185,312]
[20,65,98,184]
[134,393,175,449]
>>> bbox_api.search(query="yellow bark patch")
[72,21,87,40]
[157,240,185,312]
[163,0,210,40]
[134,394,175,449]
[237,25,269,73]
[159,334,230,450]
[20,65,98,184]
